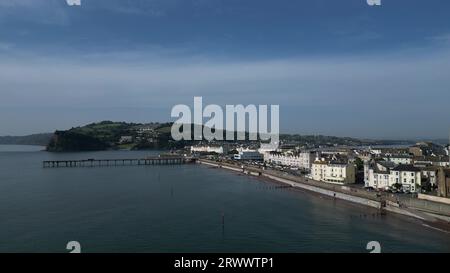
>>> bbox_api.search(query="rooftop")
[392,165,420,172]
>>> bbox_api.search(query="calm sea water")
[0,145,449,253]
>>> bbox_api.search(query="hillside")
[43,121,418,152]
[46,121,182,152]
[45,121,267,152]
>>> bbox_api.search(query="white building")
[190,145,226,154]
[370,149,383,156]
[365,161,422,192]
[365,161,394,190]
[264,151,315,170]
[369,170,390,190]
[383,154,413,165]
[413,156,450,167]
[389,165,421,192]
[119,136,133,144]
[258,143,278,154]
[234,150,263,161]
[311,158,356,184]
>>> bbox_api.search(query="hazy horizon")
[1,119,448,142]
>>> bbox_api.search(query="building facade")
[437,168,450,198]
[190,145,226,154]
[383,155,413,165]
[264,151,315,170]
[234,150,264,161]
[413,156,450,167]
[421,167,438,187]
[365,161,422,192]
[311,158,356,184]
[389,165,421,192]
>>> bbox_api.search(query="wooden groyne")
[43,156,193,168]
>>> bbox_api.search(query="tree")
[421,181,432,193]
[354,158,364,171]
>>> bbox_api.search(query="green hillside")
[46,121,177,152]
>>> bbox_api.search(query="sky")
[0,0,449,139]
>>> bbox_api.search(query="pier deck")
[43,157,189,168]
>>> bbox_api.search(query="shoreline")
[197,159,450,233]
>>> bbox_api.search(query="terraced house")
[311,156,356,184]
[365,160,422,192]
[389,165,422,192]
[264,151,315,171]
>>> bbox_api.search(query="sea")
[0,145,449,253]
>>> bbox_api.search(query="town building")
[277,144,297,152]
[437,168,450,198]
[311,157,356,184]
[368,169,390,190]
[364,161,395,190]
[383,154,413,165]
[317,148,350,156]
[364,161,422,192]
[258,143,278,154]
[409,146,423,157]
[413,155,450,167]
[421,166,439,187]
[234,150,264,161]
[370,147,409,156]
[389,165,421,193]
[190,145,226,154]
[119,136,133,144]
[409,142,448,157]
[264,151,315,170]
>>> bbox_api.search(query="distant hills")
[1,121,444,152]
[0,133,53,146]
[279,134,415,147]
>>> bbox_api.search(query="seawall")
[197,159,450,226]
[261,173,381,209]
[198,159,381,209]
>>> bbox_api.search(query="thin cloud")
[0,0,69,25]
[1,47,449,106]
[0,47,449,138]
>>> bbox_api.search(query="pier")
[43,156,192,168]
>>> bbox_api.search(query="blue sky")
[0,0,449,139]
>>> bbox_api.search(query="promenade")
[198,159,450,226]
